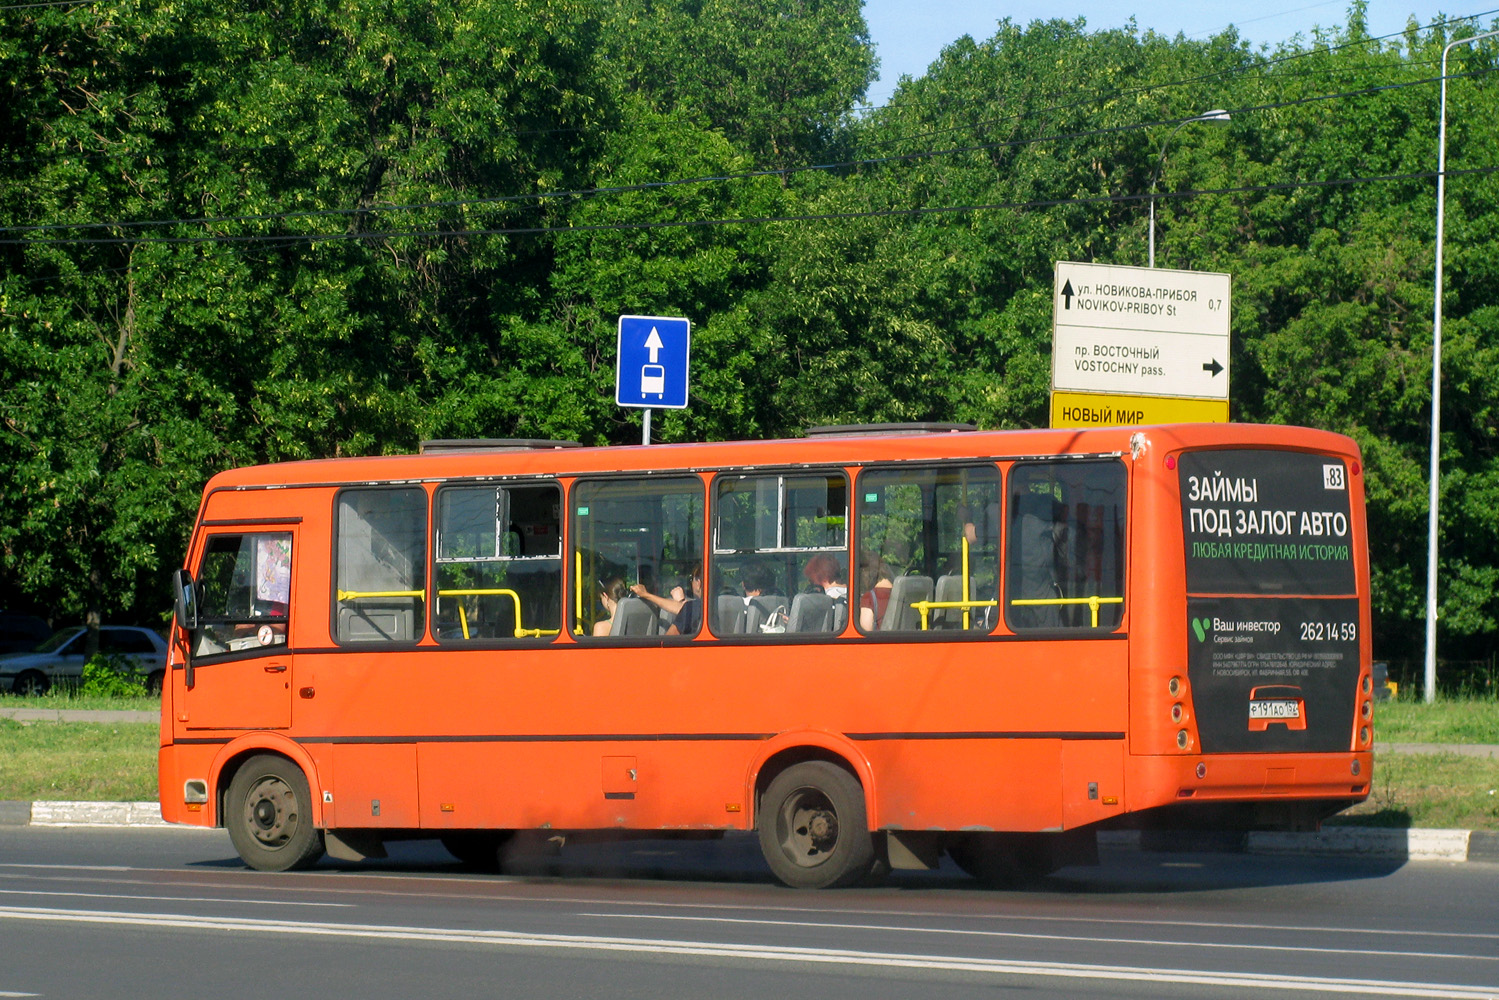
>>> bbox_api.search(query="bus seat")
[881,575,934,631]
[338,603,415,642]
[789,592,835,633]
[744,595,787,633]
[716,595,747,635]
[609,596,659,636]
[932,574,976,629]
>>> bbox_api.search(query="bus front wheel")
[225,754,325,872]
[758,761,874,889]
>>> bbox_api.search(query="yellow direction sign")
[1051,391,1228,428]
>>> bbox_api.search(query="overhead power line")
[4,165,1491,248]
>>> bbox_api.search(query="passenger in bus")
[857,552,893,631]
[631,567,703,636]
[594,578,629,636]
[736,564,771,601]
[802,553,847,599]
[1011,494,1067,628]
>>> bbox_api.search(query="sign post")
[616,315,691,444]
[1050,261,1230,428]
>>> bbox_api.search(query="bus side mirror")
[172,569,199,632]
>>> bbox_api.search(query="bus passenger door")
[178,529,296,731]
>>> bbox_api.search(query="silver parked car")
[0,626,169,695]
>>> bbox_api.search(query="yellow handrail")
[960,535,971,629]
[911,598,999,631]
[575,550,584,635]
[337,587,558,639]
[437,588,560,639]
[1009,595,1124,629]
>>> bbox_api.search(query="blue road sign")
[616,315,690,409]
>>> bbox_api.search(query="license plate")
[1249,699,1301,720]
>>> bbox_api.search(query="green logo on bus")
[1191,618,1210,642]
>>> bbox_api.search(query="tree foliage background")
[1,0,1495,666]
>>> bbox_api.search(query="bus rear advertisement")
[159,422,1373,888]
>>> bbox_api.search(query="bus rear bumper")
[1128,750,1374,808]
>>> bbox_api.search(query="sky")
[859,1,1499,106]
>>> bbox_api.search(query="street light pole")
[1424,28,1499,704]
[1148,110,1231,268]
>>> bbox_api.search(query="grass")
[0,718,158,801]
[1370,697,1499,744]
[0,690,158,712]
[1329,751,1499,830]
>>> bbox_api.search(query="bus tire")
[758,761,874,889]
[225,754,325,872]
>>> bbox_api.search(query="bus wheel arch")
[750,740,877,889]
[210,735,326,830]
[219,750,325,872]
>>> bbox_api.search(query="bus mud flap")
[324,829,388,862]
[883,830,943,870]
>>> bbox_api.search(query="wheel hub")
[782,789,840,866]
[243,776,297,848]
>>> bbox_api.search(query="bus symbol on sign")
[640,364,666,397]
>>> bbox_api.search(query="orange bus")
[159,422,1374,887]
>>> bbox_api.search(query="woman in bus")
[857,552,893,631]
[803,553,847,600]
[631,567,703,636]
[594,578,629,636]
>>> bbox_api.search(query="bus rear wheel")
[226,754,325,872]
[758,761,874,889]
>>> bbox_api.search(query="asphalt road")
[0,827,1494,1000]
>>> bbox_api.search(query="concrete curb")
[3,801,170,828]
[2,802,1494,861]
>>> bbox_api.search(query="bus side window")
[571,476,704,640]
[335,487,427,644]
[710,473,848,637]
[433,483,561,643]
[1005,461,1126,632]
[855,464,1001,633]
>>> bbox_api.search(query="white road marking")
[576,912,1496,963]
[0,888,349,907]
[2,865,1493,947]
[0,865,132,872]
[0,905,1492,999]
